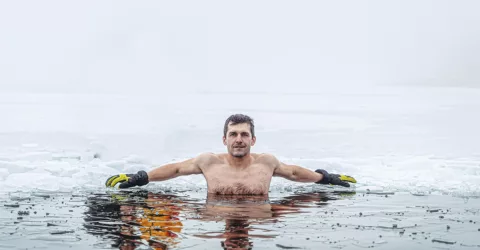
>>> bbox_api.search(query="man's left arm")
[272,158,356,187]
[273,162,323,182]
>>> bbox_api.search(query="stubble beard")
[231,146,249,158]
[232,152,246,158]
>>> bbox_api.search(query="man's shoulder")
[253,153,277,159]
[253,153,280,164]
[194,152,223,164]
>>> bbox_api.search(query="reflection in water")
[84,190,185,249]
[83,190,351,249]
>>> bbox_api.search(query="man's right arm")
[106,153,210,188]
[148,155,204,181]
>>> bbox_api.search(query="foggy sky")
[1,0,479,94]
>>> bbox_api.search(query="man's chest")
[202,164,274,194]
[204,163,273,180]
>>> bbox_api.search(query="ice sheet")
[1,87,479,197]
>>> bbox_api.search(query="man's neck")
[226,154,253,169]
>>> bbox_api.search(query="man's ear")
[222,136,227,145]
[251,136,256,146]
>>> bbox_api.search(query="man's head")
[223,114,256,158]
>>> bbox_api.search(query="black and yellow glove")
[315,169,356,187]
[105,170,149,188]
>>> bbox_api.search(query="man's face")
[223,122,256,158]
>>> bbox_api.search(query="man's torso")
[199,153,275,195]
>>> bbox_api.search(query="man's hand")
[315,169,356,187]
[105,170,149,188]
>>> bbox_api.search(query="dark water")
[1,189,479,250]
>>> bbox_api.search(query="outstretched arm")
[148,156,203,181]
[273,162,323,183]
[106,153,209,188]
[271,156,356,187]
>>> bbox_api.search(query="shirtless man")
[105,114,356,194]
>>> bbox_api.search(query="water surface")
[1,190,479,249]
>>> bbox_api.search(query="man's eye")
[242,133,249,137]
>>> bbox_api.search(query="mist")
[1,0,479,95]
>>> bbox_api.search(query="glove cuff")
[315,169,330,184]
[136,170,149,186]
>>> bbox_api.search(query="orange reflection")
[117,193,184,250]
[84,191,349,250]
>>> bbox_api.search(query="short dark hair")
[223,114,255,137]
